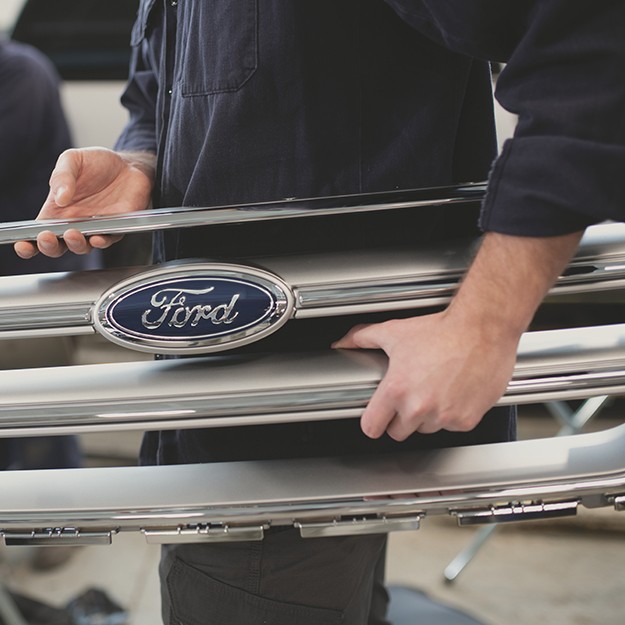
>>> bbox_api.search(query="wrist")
[443,296,524,354]
[119,150,156,183]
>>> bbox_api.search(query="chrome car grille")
[0,184,623,545]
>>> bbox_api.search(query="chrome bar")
[0,266,142,338]
[0,222,623,341]
[143,525,267,544]
[3,528,114,546]
[452,500,579,526]
[0,183,486,245]
[0,324,623,436]
[296,516,423,538]
[0,423,624,537]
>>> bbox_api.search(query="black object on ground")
[0,591,73,625]
[66,588,128,625]
[0,587,128,625]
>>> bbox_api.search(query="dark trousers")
[160,529,391,625]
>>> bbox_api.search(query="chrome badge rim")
[93,261,295,354]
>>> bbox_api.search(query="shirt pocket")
[177,0,258,96]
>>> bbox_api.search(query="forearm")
[446,230,585,341]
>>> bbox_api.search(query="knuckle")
[444,412,477,432]
[382,377,407,401]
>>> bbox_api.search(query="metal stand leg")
[545,395,611,437]
[443,524,498,583]
[441,396,612,584]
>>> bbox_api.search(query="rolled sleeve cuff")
[480,136,625,236]
[114,126,157,155]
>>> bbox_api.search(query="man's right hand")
[14,147,156,259]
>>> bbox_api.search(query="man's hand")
[333,230,584,441]
[14,147,155,259]
[333,310,517,441]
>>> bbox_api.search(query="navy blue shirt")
[118,1,498,207]
[115,0,624,464]
[118,0,625,237]
[383,1,625,235]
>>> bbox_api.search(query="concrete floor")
[387,511,624,625]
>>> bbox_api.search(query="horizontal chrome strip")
[0,324,624,436]
[292,221,625,315]
[0,422,624,536]
[0,183,486,245]
[0,223,623,339]
[0,266,140,336]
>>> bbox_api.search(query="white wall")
[0,0,23,32]
[60,81,129,148]
[1,0,129,148]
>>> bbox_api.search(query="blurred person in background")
[0,38,86,570]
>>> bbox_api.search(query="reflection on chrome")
[0,184,487,244]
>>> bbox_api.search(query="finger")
[414,418,444,435]
[331,323,370,349]
[88,234,124,249]
[36,231,68,258]
[14,241,39,259]
[386,414,442,442]
[360,379,398,439]
[385,415,419,442]
[332,322,390,351]
[49,150,81,206]
[384,419,413,442]
[63,229,93,255]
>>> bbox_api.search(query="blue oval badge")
[94,262,294,354]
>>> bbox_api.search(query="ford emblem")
[94,262,295,354]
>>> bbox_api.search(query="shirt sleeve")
[479,0,625,236]
[114,2,159,155]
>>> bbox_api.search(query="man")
[15,1,625,622]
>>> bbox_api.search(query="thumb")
[49,149,81,207]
